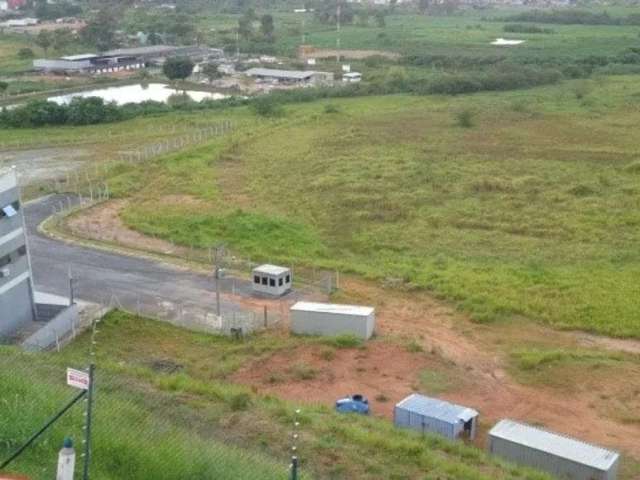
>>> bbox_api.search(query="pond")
[47,83,228,106]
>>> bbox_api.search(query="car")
[335,394,370,415]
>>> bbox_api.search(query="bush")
[324,334,363,349]
[503,23,554,34]
[17,48,34,59]
[252,96,284,117]
[455,109,475,128]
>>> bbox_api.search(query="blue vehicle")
[335,394,370,415]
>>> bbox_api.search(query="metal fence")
[0,345,296,480]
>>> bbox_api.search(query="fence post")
[263,306,268,328]
[82,364,95,480]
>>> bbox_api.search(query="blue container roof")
[395,394,478,424]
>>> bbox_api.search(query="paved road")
[25,195,251,319]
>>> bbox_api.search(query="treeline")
[502,9,640,26]
[503,24,555,34]
[0,96,246,128]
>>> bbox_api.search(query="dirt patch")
[0,147,88,185]
[67,199,185,255]
[299,47,401,61]
[232,340,439,418]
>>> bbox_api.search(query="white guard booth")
[252,264,291,296]
[289,301,375,340]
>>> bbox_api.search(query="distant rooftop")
[253,264,290,276]
[245,68,316,80]
[396,394,478,424]
[291,302,374,316]
[489,420,619,472]
[60,53,98,61]
[101,45,179,57]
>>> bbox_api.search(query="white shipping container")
[290,302,375,340]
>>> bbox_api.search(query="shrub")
[503,24,554,34]
[17,47,34,59]
[290,363,318,381]
[229,392,252,411]
[455,109,475,128]
[252,96,284,117]
[323,103,340,114]
[324,334,363,349]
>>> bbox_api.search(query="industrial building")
[394,394,479,440]
[0,167,36,336]
[488,420,620,480]
[290,301,375,340]
[252,264,291,297]
[244,68,334,87]
[33,45,223,74]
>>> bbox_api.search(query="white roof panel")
[2,205,17,217]
[396,394,478,424]
[253,264,290,276]
[60,53,98,61]
[291,301,374,316]
[489,420,619,471]
[245,68,316,80]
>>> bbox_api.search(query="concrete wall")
[488,435,617,480]
[290,309,375,339]
[0,278,33,337]
[22,304,79,351]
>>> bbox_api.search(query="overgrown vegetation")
[111,76,640,338]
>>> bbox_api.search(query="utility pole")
[336,3,341,64]
[68,267,74,306]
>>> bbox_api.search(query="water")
[48,83,227,106]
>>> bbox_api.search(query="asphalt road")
[25,194,251,319]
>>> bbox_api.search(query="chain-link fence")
[0,344,296,480]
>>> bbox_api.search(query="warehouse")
[394,394,479,440]
[488,420,620,480]
[290,301,375,340]
[252,264,291,296]
[245,68,334,87]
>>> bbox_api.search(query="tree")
[260,14,274,40]
[82,9,117,51]
[162,57,194,82]
[52,28,73,53]
[375,11,386,28]
[202,63,222,83]
[0,81,8,98]
[35,30,52,58]
[238,10,256,41]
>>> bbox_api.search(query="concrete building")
[488,420,620,480]
[0,167,36,336]
[252,264,291,297]
[245,68,334,87]
[394,394,479,440]
[290,302,375,340]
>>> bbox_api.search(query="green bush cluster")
[503,23,555,34]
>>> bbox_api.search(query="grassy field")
[0,34,33,74]
[107,75,640,338]
[0,311,553,480]
[274,11,640,60]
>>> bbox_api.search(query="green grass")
[0,311,553,480]
[115,75,640,338]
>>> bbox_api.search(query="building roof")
[489,420,619,471]
[253,264,290,276]
[245,68,316,80]
[396,394,478,424]
[60,53,98,61]
[343,72,361,78]
[291,301,374,316]
[101,45,179,57]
